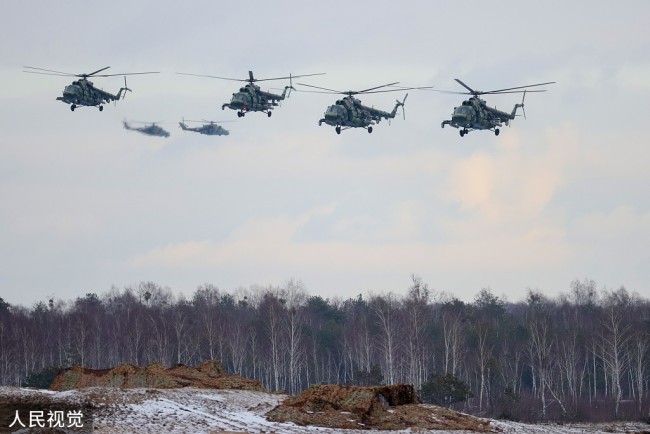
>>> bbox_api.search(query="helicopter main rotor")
[23,66,160,78]
[442,79,555,96]
[176,70,325,85]
[296,81,420,96]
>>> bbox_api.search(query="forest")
[0,276,648,423]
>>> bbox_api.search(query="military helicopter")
[440,79,555,137]
[23,66,159,112]
[297,82,422,134]
[179,119,230,136]
[177,70,324,118]
[123,120,170,138]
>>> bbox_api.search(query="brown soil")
[266,384,497,432]
[49,360,263,392]
[0,390,94,432]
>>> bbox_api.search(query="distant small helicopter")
[177,70,324,118]
[23,66,159,112]
[123,120,170,138]
[179,119,230,136]
[297,82,422,134]
[440,79,555,136]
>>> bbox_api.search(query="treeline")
[0,277,649,422]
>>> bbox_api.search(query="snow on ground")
[1,386,649,433]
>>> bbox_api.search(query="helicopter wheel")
[98,105,103,112]
[494,128,500,136]
[335,126,341,134]
[267,111,272,118]
[237,112,243,118]
[70,104,76,112]
[367,126,373,134]
[459,129,465,137]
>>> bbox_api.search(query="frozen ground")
[1,386,649,433]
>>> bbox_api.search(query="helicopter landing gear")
[98,105,103,112]
[70,104,76,111]
[267,111,272,118]
[459,129,468,137]
[237,111,244,118]
[367,126,373,134]
[335,126,341,134]
[494,128,500,136]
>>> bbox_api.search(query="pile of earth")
[267,384,496,432]
[49,360,263,392]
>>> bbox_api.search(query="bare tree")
[371,293,400,385]
[600,308,631,418]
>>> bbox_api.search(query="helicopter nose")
[324,106,341,119]
[452,107,470,123]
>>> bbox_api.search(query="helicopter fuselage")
[179,122,229,136]
[57,78,123,111]
[442,96,519,135]
[124,121,170,137]
[318,95,402,134]
[222,84,286,117]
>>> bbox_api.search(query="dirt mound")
[267,384,496,431]
[50,360,263,392]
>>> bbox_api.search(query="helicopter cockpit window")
[325,105,344,116]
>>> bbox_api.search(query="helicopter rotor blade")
[295,82,343,93]
[83,66,111,77]
[358,82,400,93]
[92,71,159,77]
[483,81,556,94]
[177,72,325,83]
[454,79,477,94]
[23,66,76,76]
[429,89,472,95]
[23,70,74,77]
[176,72,249,82]
[482,89,547,94]
[254,72,325,83]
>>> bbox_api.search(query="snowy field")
[1,386,649,433]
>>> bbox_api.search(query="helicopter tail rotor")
[511,90,526,120]
[286,73,297,98]
[397,93,408,120]
[116,76,132,102]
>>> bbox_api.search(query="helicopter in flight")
[23,66,159,112]
[297,82,422,134]
[440,79,555,137]
[179,119,230,136]
[123,120,170,138]
[177,70,324,118]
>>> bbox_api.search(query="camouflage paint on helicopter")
[440,79,555,137]
[319,93,408,134]
[297,81,428,134]
[176,70,324,118]
[23,66,159,112]
[123,121,170,138]
[179,119,230,136]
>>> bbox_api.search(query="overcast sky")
[1,1,649,306]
